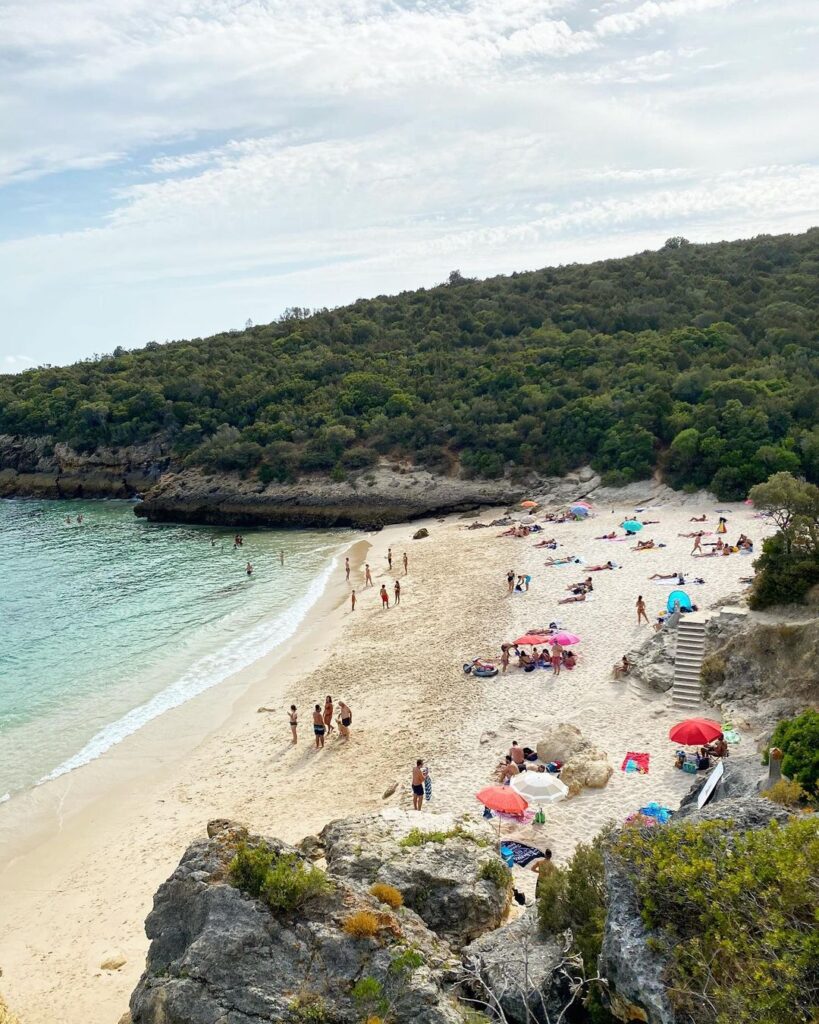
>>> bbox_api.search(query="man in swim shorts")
[312,705,326,749]
[380,584,389,608]
[412,760,425,810]
[338,701,352,739]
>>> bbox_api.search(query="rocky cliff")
[0,434,168,500]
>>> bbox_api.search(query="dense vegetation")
[1,230,817,497]
[764,709,819,795]
[748,472,819,607]
[617,817,818,1024]
[228,842,330,913]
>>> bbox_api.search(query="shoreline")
[0,498,775,1024]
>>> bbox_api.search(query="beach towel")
[638,802,673,823]
[494,808,536,825]
[501,841,546,868]
[423,767,432,802]
[621,752,650,774]
[722,723,741,744]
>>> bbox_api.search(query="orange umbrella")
[520,500,538,508]
[476,785,529,843]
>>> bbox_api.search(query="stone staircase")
[672,617,707,710]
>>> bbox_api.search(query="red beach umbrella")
[476,786,529,815]
[669,718,722,746]
[514,633,552,646]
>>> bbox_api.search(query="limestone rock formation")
[413,527,430,539]
[536,723,613,795]
[625,629,677,694]
[319,809,510,945]
[460,908,581,1024]
[129,824,464,1024]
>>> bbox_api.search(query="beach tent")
[622,520,642,533]
[667,589,692,613]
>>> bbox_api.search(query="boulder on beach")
[100,950,127,971]
[413,527,429,539]
[535,722,586,763]
[319,809,510,945]
[536,723,612,795]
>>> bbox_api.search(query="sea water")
[0,499,350,801]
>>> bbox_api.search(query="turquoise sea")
[0,499,349,802]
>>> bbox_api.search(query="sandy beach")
[0,490,774,1024]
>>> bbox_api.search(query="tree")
[748,472,819,551]
[764,710,819,796]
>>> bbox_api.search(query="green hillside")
[1,229,817,499]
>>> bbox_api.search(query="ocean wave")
[0,792,9,804]
[38,555,338,785]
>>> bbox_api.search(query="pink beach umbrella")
[549,631,581,646]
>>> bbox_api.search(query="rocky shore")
[0,433,602,528]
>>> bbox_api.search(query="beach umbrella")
[622,520,642,533]
[521,500,538,509]
[514,633,552,646]
[573,500,592,508]
[669,718,722,746]
[549,631,581,646]
[511,772,568,805]
[570,505,590,517]
[667,589,692,613]
[476,785,529,841]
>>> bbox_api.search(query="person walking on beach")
[380,584,390,609]
[289,705,298,744]
[394,579,401,605]
[403,551,408,575]
[365,563,373,588]
[691,533,703,555]
[338,700,352,739]
[345,557,350,581]
[412,760,425,811]
[387,547,393,570]
[351,589,356,611]
[636,595,649,625]
[323,695,335,735]
[312,705,326,749]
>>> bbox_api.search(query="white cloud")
[0,0,816,365]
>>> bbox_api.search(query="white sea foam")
[38,555,338,785]
[0,792,9,804]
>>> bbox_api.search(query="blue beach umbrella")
[622,520,642,533]
[570,504,590,517]
[667,589,692,613]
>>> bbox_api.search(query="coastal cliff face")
[0,434,168,500]
[0,431,606,526]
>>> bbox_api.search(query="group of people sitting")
[498,523,545,538]
[497,740,563,783]
[503,643,577,673]
[674,735,729,772]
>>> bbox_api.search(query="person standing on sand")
[351,589,356,611]
[691,533,703,555]
[394,579,401,605]
[312,705,326,749]
[388,548,393,570]
[289,705,298,744]
[323,695,334,735]
[365,564,373,587]
[636,595,649,625]
[403,551,408,574]
[501,645,510,673]
[412,760,425,810]
[380,584,390,609]
[345,557,350,581]
[533,849,555,898]
[507,569,515,594]
[338,700,352,739]
[550,641,562,677]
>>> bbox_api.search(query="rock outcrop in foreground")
[129,812,514,1024]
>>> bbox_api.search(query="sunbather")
[633,539,655,550]
[648,571,684,582]
[558,593,587,604]
[690,514,706,522]
[588,561,616,571]
[532,538,557,548]
[595,531,617,540]
[543,555,578,566]
[613,655,631,678]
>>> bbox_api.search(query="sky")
[1,0,817,372]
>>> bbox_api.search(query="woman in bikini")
[636,595,649,625]
[323,695,335,735]
[312,705,326,749]
[289,705,298,744]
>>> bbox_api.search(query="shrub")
[537,838,607,975]
[229,844,330,913]
[351,976,387,1015]
[615,817,819,1024]
[699,654,726,690]
[343,910,380,939]
[477,858,512,891]
[762,778,809,807]
[398,825,485,848]
[389,948,424,975]
[369,883,403,909]
[763,710,819,794]
[286,993,328,1023]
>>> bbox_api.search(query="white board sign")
[697,758,725,809]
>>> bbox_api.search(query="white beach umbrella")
[510,772,568,805]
